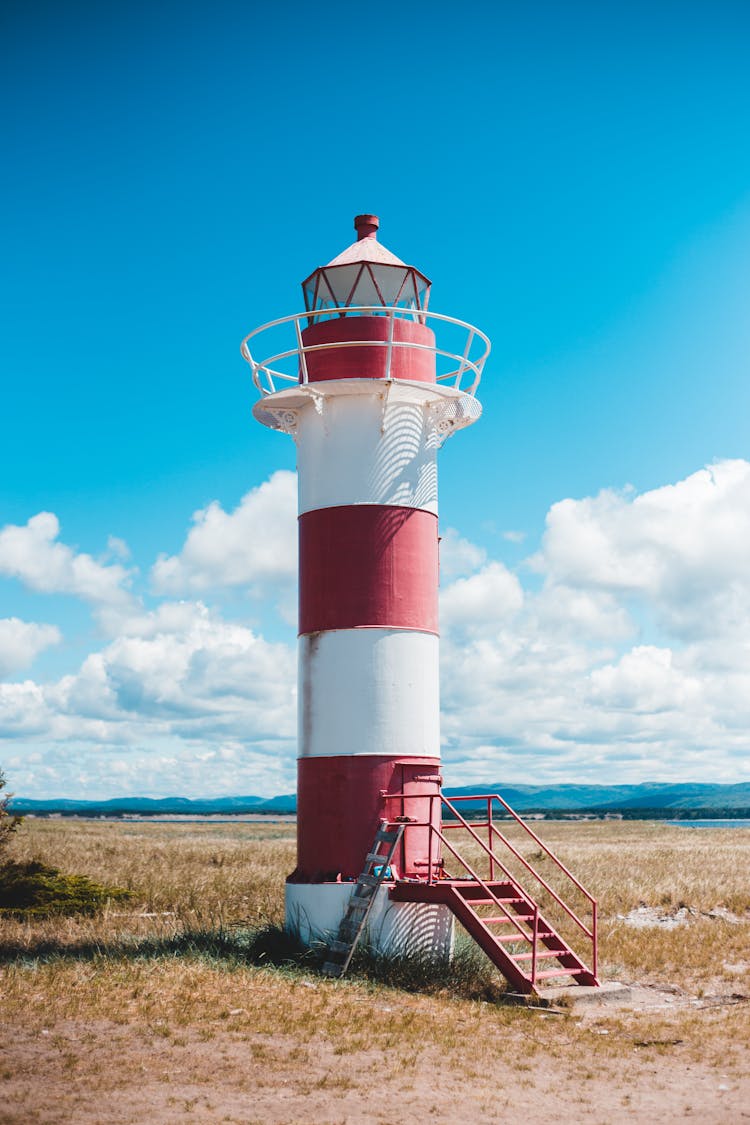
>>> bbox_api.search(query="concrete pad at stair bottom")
[540,982,632,1007]
[504,982,632,1008]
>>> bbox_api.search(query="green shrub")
[0,859,132,918]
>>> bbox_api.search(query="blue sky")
[2,1,750,798]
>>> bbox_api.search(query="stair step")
[468,897,527,906]
[461,887,518,896]
[375,828,400,845]
[327,941,349,955]
[365,852,389,865]
[357,873,382,886]
[533,968,584,980]
[512,950,565,961]
[478,915,537,926]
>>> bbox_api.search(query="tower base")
[285,882,454,961]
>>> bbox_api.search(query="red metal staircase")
[385,792,599,995]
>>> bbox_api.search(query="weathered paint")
[285,882,454,961]
[293,753,442,881]
[298,629,439,760]
[300,316,436,384]
[298,506,438,635]
[296,391,438,516]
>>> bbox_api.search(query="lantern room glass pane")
[303,265,430,317]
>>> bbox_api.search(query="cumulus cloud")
[0,618,61,676]
[5,460,750,797]
[437,461,750,785]
[439,527,487,580]
[64,600,295,732]
[440,562,523,638]
[0,512,134,608]
[0,680,51,737]
[0,599,297,795]
[588,646,702,714]
[151,470,297,601]
[535,459,750,640]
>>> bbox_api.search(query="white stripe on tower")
[296,392,438,516]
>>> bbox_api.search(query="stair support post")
[427,794,434,885]
[531,902,539,987]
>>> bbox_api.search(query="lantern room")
[298,214,437,385]
[301,214,431,317]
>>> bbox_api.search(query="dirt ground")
[3,981,749,1123]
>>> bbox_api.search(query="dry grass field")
[1,816,749,1122]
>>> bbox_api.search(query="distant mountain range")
[8,782,750,818]
[7,794,297,816]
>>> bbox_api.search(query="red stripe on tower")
[300,318,436,384]
[298,505,439,635]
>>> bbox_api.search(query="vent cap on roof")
[354,214,379,240]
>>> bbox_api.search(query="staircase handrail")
[383,788,597,978]
[391,816,540,947]
[486,824,594,940]
[439,794,594,943]
[444,793,596,905]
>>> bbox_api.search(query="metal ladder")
[321,820,404,978]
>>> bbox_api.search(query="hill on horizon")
[8,781,750,818]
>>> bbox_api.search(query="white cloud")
[0,618,61,676]
[106,536,131,561]
[436,460,750,785]
[440,562,523,637]
[439,527,487,580]
[0,512,134,608]
[588,646,702,714]
[151,470,297,602]
[0,600,297,797]
[5,461,750,797]
[63,600,296,734]
[0,680,51,737]
[535,459,750,640]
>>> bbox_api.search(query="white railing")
[240,306,491,398]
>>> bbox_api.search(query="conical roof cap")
[326,216,407,267]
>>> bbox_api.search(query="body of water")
[666,819,750,829]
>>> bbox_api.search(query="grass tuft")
[344,939,508,1001]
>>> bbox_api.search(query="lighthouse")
[242,215,490,956]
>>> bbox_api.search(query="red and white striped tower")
[242,216,489,952]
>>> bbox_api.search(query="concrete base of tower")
[285,882,455,961]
